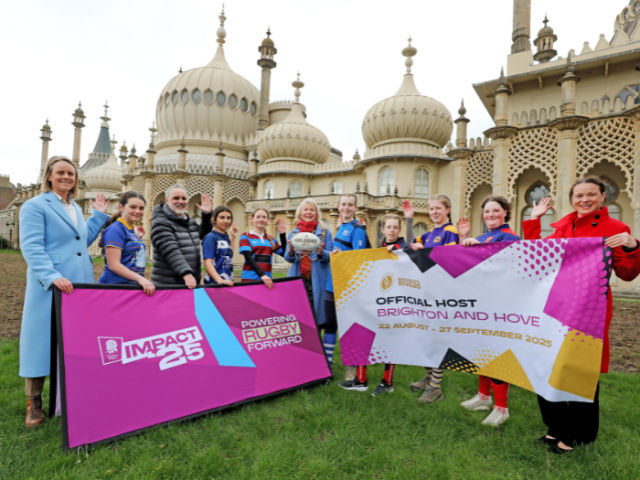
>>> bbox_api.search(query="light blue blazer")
[19,192,109,378]
[284,225,333,326]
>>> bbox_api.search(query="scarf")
[296,220,317,280]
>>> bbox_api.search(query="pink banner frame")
[51,277,332,450]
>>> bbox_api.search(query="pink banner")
[54,278,331,449]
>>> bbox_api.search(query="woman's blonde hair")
[294,198,327,228]
[41,156,79,198]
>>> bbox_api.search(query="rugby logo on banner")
[331,238,611,403]
[52,278,331,450]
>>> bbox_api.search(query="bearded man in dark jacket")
[151,184,213,288]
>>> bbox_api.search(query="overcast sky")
[0,0,627,186]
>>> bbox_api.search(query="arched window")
[608,204,621,221]
[229,94,238,110]
[602,177,622,220]
[264,181,274,199]
[181,89,189,104]
[523,183,553,237]
[414,222,428,240]
[172,90,179,105]
[216,91,227,107]
[414,169,429,198]
[332,180,343,194]
[379,168,394,195]
[203,90,214,105]
[289,181,302,198]
[192,89,202,104]
[602,177,619,204]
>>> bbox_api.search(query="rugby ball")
[291,232,321,251]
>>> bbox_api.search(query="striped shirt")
[239,231,283,280]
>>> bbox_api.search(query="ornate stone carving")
[484,126,518,140]
[549,116,589,132]
[508,127,559,199]
[577,117,636,193]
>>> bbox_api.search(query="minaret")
[512,0,532,54]
[38,120,52,182]
[71,103,85,170]
[533,15,558,63]
[484,68,517,198]
[454,100,470,148]
[257,28,277,131]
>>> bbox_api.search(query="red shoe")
[25,395,46,428]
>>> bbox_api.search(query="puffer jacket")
[150,202,212,285]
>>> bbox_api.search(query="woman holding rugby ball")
[458,195,520,427]
[285,198,334,328]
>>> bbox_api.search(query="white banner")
[331,238,611,402]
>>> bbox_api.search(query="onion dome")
[262,28,275,47]
[155,8,260,148]
[258,73,331,163]
[84,153,123,193]
[361,37,453,153]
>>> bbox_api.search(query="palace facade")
[1,1,640,293]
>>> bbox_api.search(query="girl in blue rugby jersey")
[98,191,155,296]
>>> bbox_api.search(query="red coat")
[522,208,640,372]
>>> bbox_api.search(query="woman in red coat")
[523,176,640,454]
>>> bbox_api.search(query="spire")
[179,65,183,73]
[217,5,226,46]
[100,101,110,128]
[402,36,417,74]
[110,134,118,155]
[292,72,304,104]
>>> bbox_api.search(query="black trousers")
[322,291,338,335]
[537,382,600,447]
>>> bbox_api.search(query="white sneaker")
[481,408,509,426]
[460,394,492,411]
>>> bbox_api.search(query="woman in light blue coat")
[19,156,109,427]
[284,198,333,327]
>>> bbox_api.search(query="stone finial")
[179,65,183,73]
[110,134,118,154]
[130,144,137,155]
[217,5,227,46]
[292,72,304,103]
[355,181,360,193]
[308,186,311,196]
[402,36,417,74]
[364,180,369,193]
[458,99,467,117]
[353,149,361,161]
[394,185,398,195]
[498,67,507,87]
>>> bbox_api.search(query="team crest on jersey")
[434,236,441,243]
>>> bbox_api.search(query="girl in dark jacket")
[523,176,640,454]
[340,213,414,396]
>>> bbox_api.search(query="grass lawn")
[1,339,639,479]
